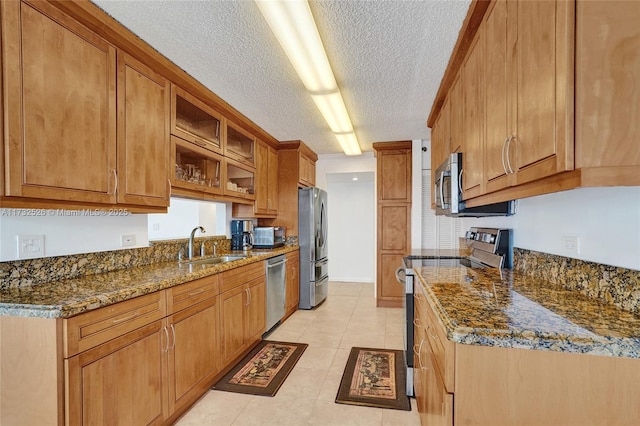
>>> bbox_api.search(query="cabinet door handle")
[162,326,170,352]
[170,324,176,350]
[112,312,138,324]
[248,288,252,305]
[501,136,510,174]
[505,135,515,174]
[110,169,118,195]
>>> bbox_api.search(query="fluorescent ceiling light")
[256,0,362,156]
[335,133,361,156]
[310,92,353,134]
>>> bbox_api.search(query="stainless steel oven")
[399,228,513,397]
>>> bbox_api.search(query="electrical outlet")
[562,235,580,254]
[121,234,136,247]
[152,223,160,231]
[17,234,45,259]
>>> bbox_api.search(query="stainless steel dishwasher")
[265,255,287,334]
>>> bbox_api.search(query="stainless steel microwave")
[434,153,515,217]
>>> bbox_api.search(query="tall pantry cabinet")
[373,142,412,308]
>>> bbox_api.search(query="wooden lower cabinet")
[220,267,266,366]
[64,276,223,425]
[166,295,220,414]
[414,282,640,425]
[421,338,453,426]
[284,251,300,318]
[66,321,168,426]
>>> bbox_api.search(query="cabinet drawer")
[423,334,454,426]
[64,291,166,358]
[221,260,264,293]
[167,274,219,314]
[415,287,455,392]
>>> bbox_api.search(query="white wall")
[460,187,640,270]
[0,210,149,261]
[0,198,228,261]
[316,153,377,283]
[326,172,375,282]
[315,152,377,191]
[411,140,425,249]
[147,198,226,240]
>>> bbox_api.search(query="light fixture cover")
[335,133,362,156]
[256,0,362,156]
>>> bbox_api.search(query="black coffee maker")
[231,220,253,251]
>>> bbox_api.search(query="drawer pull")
[188,288,206,297]
[426,325,438,340]
[417,339,426,369]
[112,312,138,324]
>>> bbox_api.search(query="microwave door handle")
[458,169,463,194]
[439,171,446,208]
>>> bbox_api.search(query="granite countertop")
[0,246,298,319]
[415,265,640,358]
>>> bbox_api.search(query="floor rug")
[336,347,411,411]
[213,340,307,397]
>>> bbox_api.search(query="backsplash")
[0,236,229,290]
[514,248,640,314]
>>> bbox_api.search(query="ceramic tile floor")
[175,281,420,426]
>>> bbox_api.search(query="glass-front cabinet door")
[171,85,223,155]
[225,158,255,200]
[172,136,223,194]
[225,121,255,166]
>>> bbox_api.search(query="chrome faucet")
[188,226,206,260]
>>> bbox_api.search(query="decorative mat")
[336,347,411,411]
[213,340,307,397]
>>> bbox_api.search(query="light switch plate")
[17,234,45,259]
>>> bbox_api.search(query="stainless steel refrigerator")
[298,187,328,309]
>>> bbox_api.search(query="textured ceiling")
[91,0,470,155]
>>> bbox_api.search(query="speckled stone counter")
[415,265,640,358]
[0,246,298,319]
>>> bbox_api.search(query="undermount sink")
[187,255,247,266]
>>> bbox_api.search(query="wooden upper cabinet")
[376,144,412,203]
[299,153,316,187]
[255,141,270,213]
[225,122,256,167]
[484,0,511,194]
[267,145,279,213]
[171,85,224,155]
[1,0,117,203]
[461,29,484,199]
[575,1,640,175]
[511,0,574,185]
[117,52,171,207]
[449,73,463,155]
